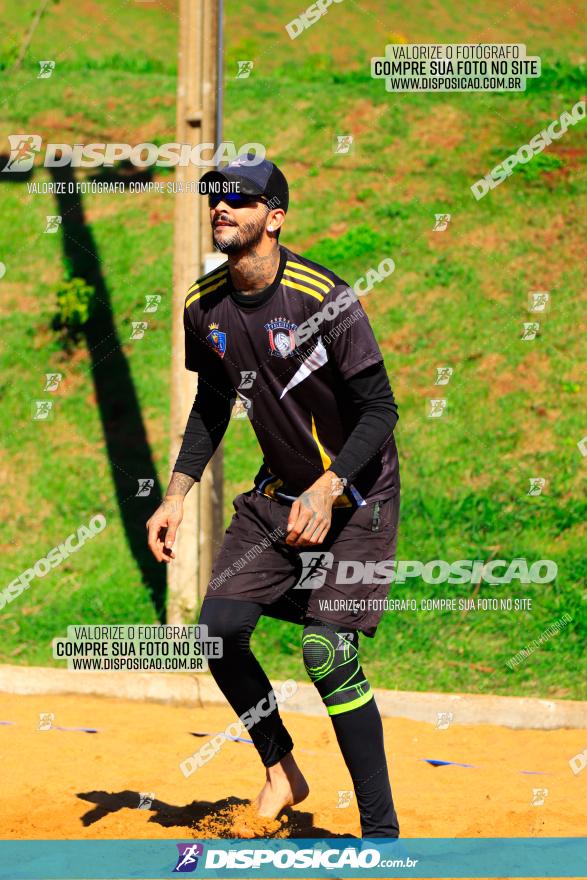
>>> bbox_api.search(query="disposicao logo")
[173,843,204,872]
[2,136,265,172]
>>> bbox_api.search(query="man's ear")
[267,208,285,234]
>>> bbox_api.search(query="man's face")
[210,197,269,255]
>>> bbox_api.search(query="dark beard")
[213,212,267,255]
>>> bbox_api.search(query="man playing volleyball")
[147,154,401,837]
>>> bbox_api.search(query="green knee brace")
[302,624,373,716]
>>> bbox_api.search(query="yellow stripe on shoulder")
[282,277,324,302]
[186,267,229,308]
[283,267,331,294]
[187,263,228,295]
[286,260,335,288]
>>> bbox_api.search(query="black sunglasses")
[208,192,267,209]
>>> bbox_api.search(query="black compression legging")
[199,597,399,838]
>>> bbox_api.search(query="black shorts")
[205,489,400,637]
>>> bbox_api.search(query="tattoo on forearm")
[167,472,195,497]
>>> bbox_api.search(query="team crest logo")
[206,323,226,357]
[265,317,297,357]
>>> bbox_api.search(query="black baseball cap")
[199,153,289,213]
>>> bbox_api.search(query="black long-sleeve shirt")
[174,360,398,487]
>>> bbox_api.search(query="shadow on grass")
[0,156,166,618]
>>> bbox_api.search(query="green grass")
[0,0,585,698]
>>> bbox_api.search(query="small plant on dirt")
[52,276,94,349]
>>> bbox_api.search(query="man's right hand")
[146,496,184,563]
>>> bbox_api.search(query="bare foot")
[254,753,309,820]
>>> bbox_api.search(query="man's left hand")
[286,470,345,547]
